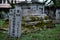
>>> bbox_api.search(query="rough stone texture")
[8,6,22,37]
[56,9,60,20]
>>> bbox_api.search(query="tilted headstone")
[8,6,22,37]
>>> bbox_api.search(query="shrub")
[44,16,49,20]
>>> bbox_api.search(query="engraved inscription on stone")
[8,6,22,37]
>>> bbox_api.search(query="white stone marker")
[8,6,22,37]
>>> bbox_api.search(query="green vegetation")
[0,32,8,40]
[0,16,58,40]
[0,19,4,27]
[55,0,60,7]
[0,24,60,40]
[22,16,55,31]
[52,0,60,7]
[0,16,55,33]
[20,24,60,40]
[0,19,8,28]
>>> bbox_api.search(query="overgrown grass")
[0,24,60,40]
[0,32,8,40]
[0,19,4,27]
[20,24,60,40]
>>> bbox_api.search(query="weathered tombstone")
[8,6,22,38]
[30,5,37,11]
[38,5,43,15]
[8,9,14,37]
[56,9,60,20]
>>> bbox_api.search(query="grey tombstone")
[56,9,60,20]
[14,6,22,37]
[38,5,43,15]
[8,6,22,37]
[30,5,37,11]
[8,9,14,37]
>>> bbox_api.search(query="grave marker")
[8,6,22,37]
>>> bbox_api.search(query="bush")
[44,16,49,20]
[29,16,36,21]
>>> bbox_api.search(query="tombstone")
[29,5,44,16]
[30,5,37,11]
[38,5,43,15]
[56,9,60,20]
[8,6,22,37]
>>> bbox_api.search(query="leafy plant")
[29,16,36,21]
[44,16,49,20]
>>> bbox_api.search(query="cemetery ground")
[0,19,60,40]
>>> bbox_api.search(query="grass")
[20,24,60,40]
[0,19,4,27]
[0,32,8,40]
[0,24,60,40]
